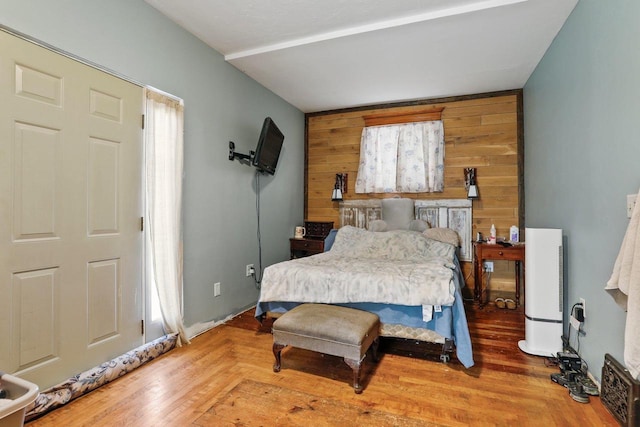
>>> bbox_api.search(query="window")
[355,119,445,193]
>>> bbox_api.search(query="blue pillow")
[324,229,338,251]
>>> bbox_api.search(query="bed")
[255,222,474,368]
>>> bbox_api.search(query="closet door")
[0,30,144,389]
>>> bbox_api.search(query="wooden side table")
[289,237,324,259]
[474,242,525,307]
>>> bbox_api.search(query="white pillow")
[380,198,414,230]
[423,228,460,247]
[408,219,429,232]
[367,199,431,232]
[367,219,388,232]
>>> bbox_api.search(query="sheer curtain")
[355,120,444,193]
[145,89,189,346]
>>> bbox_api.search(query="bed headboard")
[339,199,473,262]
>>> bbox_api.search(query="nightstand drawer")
[290,238,324,252]
[478,245,524,261]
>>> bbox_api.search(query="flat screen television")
[252,117,284,175]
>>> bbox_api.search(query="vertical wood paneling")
[305,91,524,291]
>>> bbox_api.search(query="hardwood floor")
[27,303,616,426]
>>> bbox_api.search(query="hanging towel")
[606,187,640,379]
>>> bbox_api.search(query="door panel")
[13,268,59,369]
[87,259,120,345]
[88,137,120,235]
[12,123,60,240]
[0,29,144,389]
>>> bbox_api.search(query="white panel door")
[0,30,144,389]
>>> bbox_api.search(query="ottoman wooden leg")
[273,343,286,372]
[371,338,380,362]
[344,358,363,394]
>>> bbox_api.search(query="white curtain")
[355,120,444,193]
[145,89,189,346]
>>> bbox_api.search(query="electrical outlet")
[483,261,494,272]
[246,264,254,277]
[580,297,586,319]
[214,282,221,297]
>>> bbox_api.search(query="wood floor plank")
[27,303,617,426]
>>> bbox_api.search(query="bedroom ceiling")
[144,0,578,113]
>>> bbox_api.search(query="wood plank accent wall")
[304,90,524,291]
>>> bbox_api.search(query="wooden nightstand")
[474,242,525,307]
[289,237,325,259]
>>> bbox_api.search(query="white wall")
[524,0,640,380]
[0,0,305,331]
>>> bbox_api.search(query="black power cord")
[252,169,263,289]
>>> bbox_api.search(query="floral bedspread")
[259,226,456,308]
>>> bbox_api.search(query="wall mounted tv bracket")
[228,141,254,165]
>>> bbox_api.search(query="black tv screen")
[252,117,284,175]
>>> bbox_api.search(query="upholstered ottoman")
[272,303,380,394]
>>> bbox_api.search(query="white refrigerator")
[518,228,564,356]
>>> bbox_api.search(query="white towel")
[606,187,640,379]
